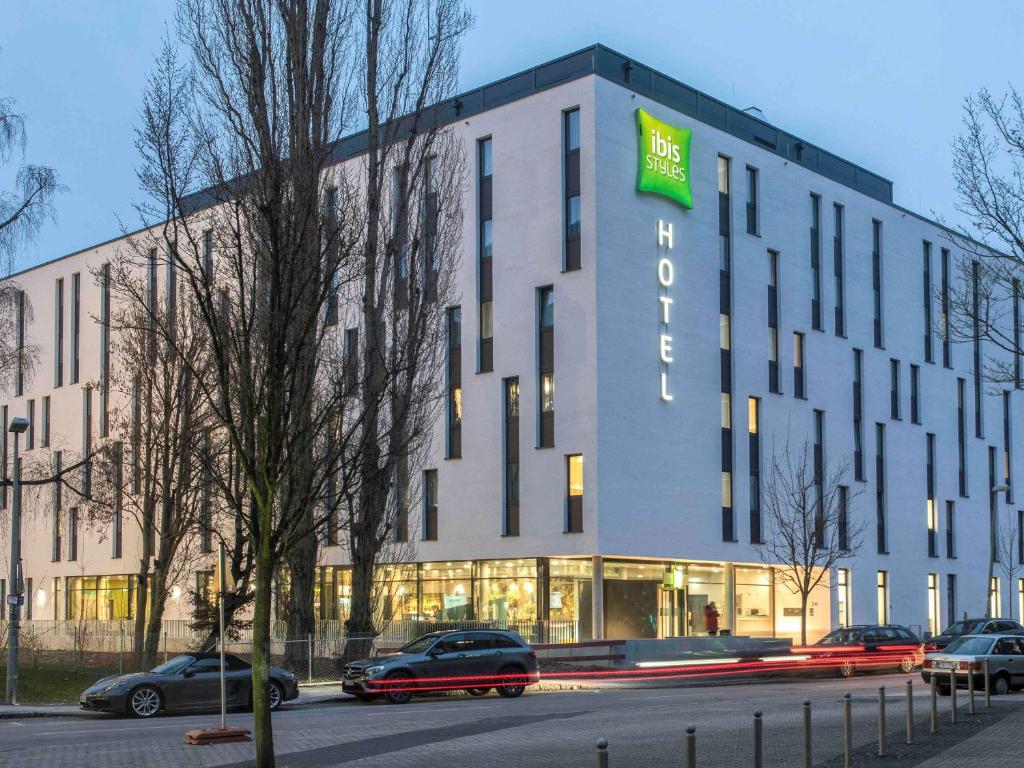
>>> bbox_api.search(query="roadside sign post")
[219,541,227,731]
[5,418,28,707]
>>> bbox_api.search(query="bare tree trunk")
[251,525,275,766]
[284,542,316,672]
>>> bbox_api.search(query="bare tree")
[755,439,865,645]
[344,0,471,656]
[995,508,1023,620]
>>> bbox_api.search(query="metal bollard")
[968,663,976,714]
[950,668,958,723]
[985,659,992,708]
[930,675,938,734]
[802,700,811,768]
[596,738,608,768]
[843,692,852,768]
[685,725,696,768]
[906,678,913,744]
[878,687,887,757]
[753,711,764,768]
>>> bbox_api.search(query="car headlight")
[364,665,385,676]
[98,681,130,694]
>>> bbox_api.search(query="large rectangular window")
[538,287,555,448]
[810,194,822,331]
[876,423,887,554]
[564,109,581,271]
[872,220,884,348]
[833,203,845,336]
[423,469,438,541]
[923,241,934,363]
[71,272,81,384]
[504,377,520,536]
[566,454,583,533]
[54,277,64,387]
[745,166,758,235]
[446,308,462,459]
[748,397,761,543]
[478,137,494,372]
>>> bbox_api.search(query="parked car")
[811,625,923,677]
[342,629,541,704]
[79,652,299,718]
[922,634,1024,695]
[923,618,1024,652]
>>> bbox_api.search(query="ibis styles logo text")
[636,108,693,209]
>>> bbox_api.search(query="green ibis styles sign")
[636,108,693,209]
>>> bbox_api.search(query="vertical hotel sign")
[636,108,692,401]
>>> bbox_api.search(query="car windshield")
[150,655,196,675]
[944,621,983,636]
[817,629,859,645]
[944,636,993,656]
[399,634,442,654]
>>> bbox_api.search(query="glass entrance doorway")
[658,587,686,637]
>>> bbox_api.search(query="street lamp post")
[5,416,30,706]
[988,484,1010,618]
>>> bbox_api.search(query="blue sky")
[2,0,1021,270]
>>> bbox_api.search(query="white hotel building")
[2,45,1022,645]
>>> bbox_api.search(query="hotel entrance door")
[657,587,686,638]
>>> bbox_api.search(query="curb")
[0,707,97,720]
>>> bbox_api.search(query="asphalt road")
[0,672,1020,767]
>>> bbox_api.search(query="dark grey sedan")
[342,629,540,704]
[80,652,299,717]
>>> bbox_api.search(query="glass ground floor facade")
[285,556,831,643]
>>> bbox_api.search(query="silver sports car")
[79,652,299,717]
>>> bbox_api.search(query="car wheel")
[899,656,916,674]
[268,681,284,711]
[129,685,162,718]
[838,660,855,678]
[495,666,527,699]
[383,671,414,705]
[466,688,491,697]
[993,673,1011,696]
[354,692,380,703]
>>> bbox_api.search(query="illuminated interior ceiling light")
[171,585,182,600]
[36,588,47,607]
[636,657,742,669]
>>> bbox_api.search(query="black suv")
[924,618,1024,652]
[342,630,541,704]
[813,624,923,677]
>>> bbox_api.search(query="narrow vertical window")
[68,507,78,562]
[112,440,123,558]
[51,451,62,562]
[972,261,983,437]
[876,423,887,554]
[838,486,849,551]
[478,137,494,371]
[720,156,734,542]
[1005,391,1014,503]
[927,573,939,637]
[910,364,920,424]
[957,378,968,497]
[203,228,214,281]
[538,287,555,448]
[1014,278,1021,388]
[876,570,889,624]
[504,377,520,536]
[82,387,92,499]
[767,250,780,394]
[423,156,438,302]
[15,289,25,396]
[990,445,999,567]
[423,469,438,541]
[41,395,50,448]
[853,349,864,482]
[872,220,884,348]
[100,262,111,436]
[323,191,339,326]
[793,332,805,399]
[837,567,851,626]
[2,405,8,509]
[54,277,64,387]
[130,376,142,494]
[889,359,900,420]
[26,399,34,450]
[833,203,845,336]
[566,454,583,533]
[564,109,581,271]
[748,397,761,543]
[446,307,462,459]
[927,433,937,557]
[923,241,934,363]
[147,248,158,365]
[810,194,822,331]
[745,166,758,235]
[343,328,359,395]
[946,500,956,558]
[391,171,409,311]
[71,272,81,383]
[813,409,825,548]
[947,574,957,621]
[941,248,952,368]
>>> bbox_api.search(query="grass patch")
[0,664,118,704]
